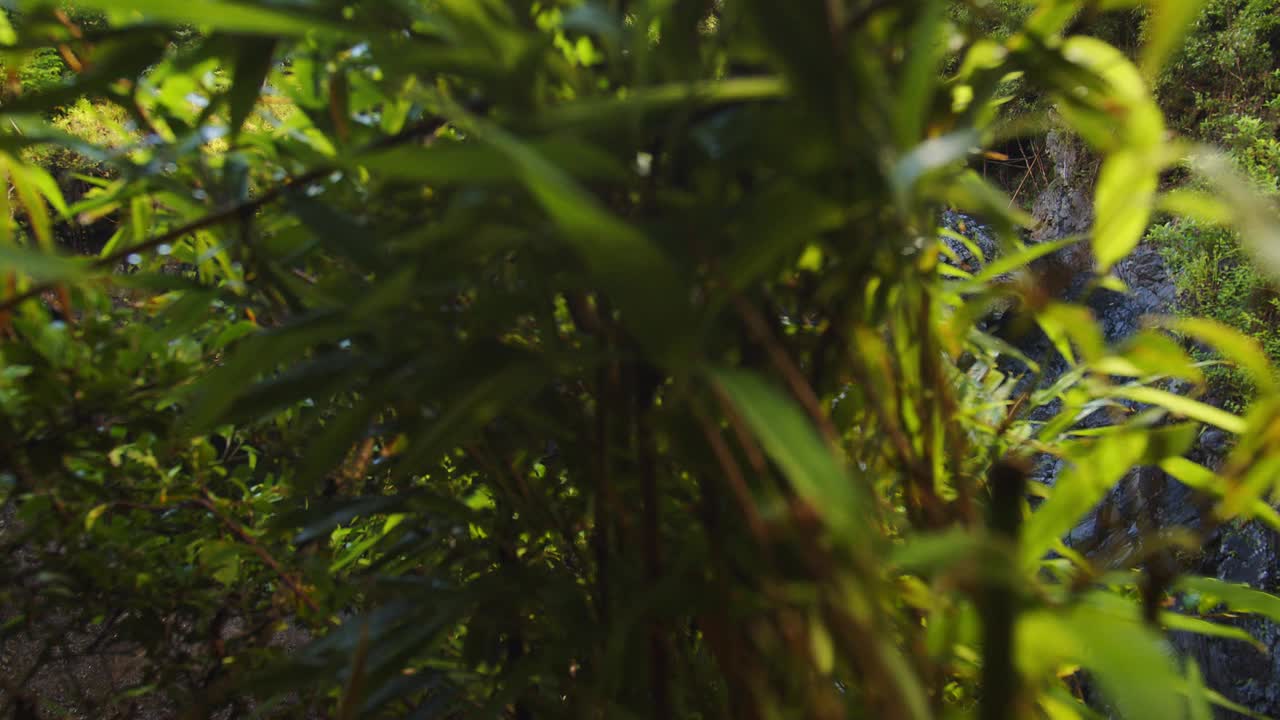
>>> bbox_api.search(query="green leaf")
[221,353,365,426]
[1021,424,1196,568]
[1092,330,1202,384]
[1056,36,1164,153]
[1160,612,1261,650]
[1186,659,1212,720]
[1070,600,1185,720]
[894,0,949,148]
[294,388,392,494]
[1162,456,1280,530]
[182,315,351,432]
[0,9,15,46]
[737,0,839,117]
[1107,386,1247,434]
[1021,432,1146,569]
[84,504,109,531]
[712,368,866,545]
[1158,189,1234,226]
[228,37,278,136]
[7,161,55,251]
[392,357,551,483]
[23,165,70,221]
[355,136,628,185]
[1188,146,1280,284]
[0,245,91,283]
[1160,317,1276,394]
[721,182,846,290]
[286,193,386,271]
[443,101,688,359]
[890,528,984,574]
[535,76,788,131]
[55,0,351,37]
[1094,149,1159,272]
[891,130,980,199]
[970,235,1082,284]
[1176,576,1280,625]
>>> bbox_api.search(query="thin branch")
[693,402,770,543]
[731,295,840,444]
[195,492,322,618]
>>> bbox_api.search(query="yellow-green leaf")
[1162,317,1276,394]
[1094,150,1159,272]
[85,504,109,531]
[1108,386,1247,434]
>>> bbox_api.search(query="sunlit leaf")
[1108,386,1247,434]
[1094,149,1159,272]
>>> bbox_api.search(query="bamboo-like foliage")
[3,1,1280,718]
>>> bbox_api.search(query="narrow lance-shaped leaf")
[8,161,54,251]
[1176,576,1280,625]
[50,0,352,38]
[0,9,15,46]
[1051,36,1165,271]
[1161,317,1277,395]
[1107,385,1247,435]
[0,245,91,283]
[1094,149,1159,272]
[1189,146,1280,283]
[894,0,949,148]
[712,368,867,546]
[1021,424,1196,568]
[228,37,278,137]
[1186,659,1213,720]
[1071,599,1186,720]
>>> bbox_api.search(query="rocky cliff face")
[1009,128,1280,719]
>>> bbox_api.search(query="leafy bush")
[0,292,305,714]
[20,97,132,175]
[1154,218,1280,400]
[1155,114,1280,402]
[6,49,68,93]
[1158,0,1280,134]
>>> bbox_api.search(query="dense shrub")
[1155,113,1280,403]
[1158,0,1280,135]
[1155,218,1280,401]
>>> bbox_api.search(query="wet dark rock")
[1172,521,1280,719]
[941,208,1000,272]
[1030,128,1097,273]
[1199,428,1232,456]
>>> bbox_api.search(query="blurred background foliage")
[2,1,1280,719]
